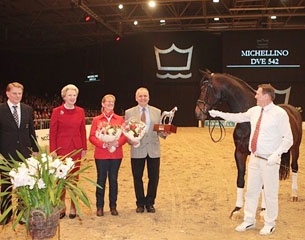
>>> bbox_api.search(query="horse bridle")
[196,77,226,143]
[196,79,214,115]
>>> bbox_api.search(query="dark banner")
[222,30,305,117]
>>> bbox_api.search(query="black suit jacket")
[0,102,38,161]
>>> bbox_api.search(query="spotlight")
[148,1,156,8]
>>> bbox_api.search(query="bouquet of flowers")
[0,146,93,232]
[95,122,122,152]
[122,118,146,148]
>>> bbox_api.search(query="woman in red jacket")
[49,84,87,219]
[89,94,127,217]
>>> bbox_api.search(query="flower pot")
[29,208,61,240]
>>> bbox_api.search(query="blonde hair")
[6,82,24,92]
[61,84,79,98]
[101,94,116,112]
[101,94,116,105]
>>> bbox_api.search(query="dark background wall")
[0,30,304,126]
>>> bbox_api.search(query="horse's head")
[195,69,221,121]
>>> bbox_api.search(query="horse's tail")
[279,151,291,180]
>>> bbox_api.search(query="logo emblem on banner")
[275,87,291,104]
[256,39,269,49]
[154,43,193,79]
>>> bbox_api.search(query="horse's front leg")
[229,150,248,219]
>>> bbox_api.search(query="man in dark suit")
[0,82,38,225]
[125,87,169,214]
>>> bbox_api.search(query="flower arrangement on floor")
[0,145,95,237]
[122,118,146,148]
[95,122,122,152]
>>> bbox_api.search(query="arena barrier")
[35,118,93,148]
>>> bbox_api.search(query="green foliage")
[0,145,96,232]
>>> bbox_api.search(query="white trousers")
[244,154,280,227]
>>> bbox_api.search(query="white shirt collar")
[262,102,274,111]
[7,100,20,108]
[139,105,148,111]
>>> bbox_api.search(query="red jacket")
[89,113,127,159]
[49,105,87,159]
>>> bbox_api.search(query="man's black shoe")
[136,206,144,213]
[146,206,156,213]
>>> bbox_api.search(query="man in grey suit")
[0,82,38,225]
[125,87,168,213]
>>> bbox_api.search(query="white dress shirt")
[215,102,293,156]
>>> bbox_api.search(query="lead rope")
[208,118,226,143]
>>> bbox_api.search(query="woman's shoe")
[69,207,76,219]
[69,213,76,219]
[96,208,104,217]
[110,208,118,216]
[59,211,66,219]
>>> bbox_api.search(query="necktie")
[141,108,146,123]
[250,108,264,153]
[12,105,19,126]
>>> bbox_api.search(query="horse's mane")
[222,73,256,94]
[201,69,256,95]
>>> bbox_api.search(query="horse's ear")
[199,68,212,79]
[205,68,212,74]
[199,68,211,73]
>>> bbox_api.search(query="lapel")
[147,106,156,124]
[131,107,141,121]
[5,103,19,128]
[20,103,25,128]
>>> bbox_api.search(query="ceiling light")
[214,17,220,21]
[270,16,277,20]
[84,15,91,22]
[148,1,156,8]
[133,20,138,26]
[160,19,166,24]
[213,0,219,3]
[118,4,123,10]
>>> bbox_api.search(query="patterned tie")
[12,105,19,126]
[141,108,146,124]
[251,108,264,153]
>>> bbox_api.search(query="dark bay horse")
[195,69,303,217]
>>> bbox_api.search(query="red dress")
[50,104,87,173]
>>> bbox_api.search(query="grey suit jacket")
[125,105,161,158]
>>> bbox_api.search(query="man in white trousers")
[209,83,293,235]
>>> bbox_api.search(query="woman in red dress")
[49,84,87,219]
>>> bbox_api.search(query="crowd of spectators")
[0,91,100,129]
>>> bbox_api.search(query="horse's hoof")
[292,196,298,202]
